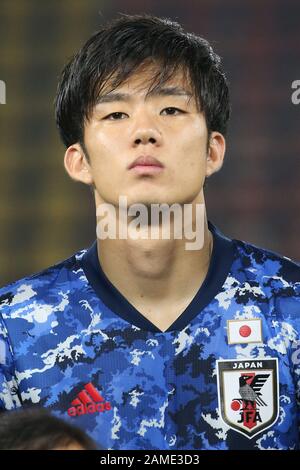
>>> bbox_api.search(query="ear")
[63,143,94,185]
[206,132,226,178]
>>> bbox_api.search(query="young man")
[0,15,299,450]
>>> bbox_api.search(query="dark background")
[0,0,299,285]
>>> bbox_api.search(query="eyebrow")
[95,87,193,105]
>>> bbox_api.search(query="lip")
[128,155,165,170]
[130,165,164,175]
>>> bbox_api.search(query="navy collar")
[80,221,236,333]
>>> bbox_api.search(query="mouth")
[128,155,165,175]
[130,165,164,175]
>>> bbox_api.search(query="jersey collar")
[80,221,236,332]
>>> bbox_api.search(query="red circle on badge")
[231,400,240,411]
[239,325,251,337]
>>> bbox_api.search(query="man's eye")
[160,107,185,116]
[103,112,128,120]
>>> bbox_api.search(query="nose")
[131,113,163,147]
[134,133,158,145]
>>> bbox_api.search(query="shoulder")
[0,247,88,319]
[230,236,300,324]
[232,236,300,284]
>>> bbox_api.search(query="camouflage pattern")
[0,224,299,450]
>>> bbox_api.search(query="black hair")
[0,407,99,450]
[55,14,230,150]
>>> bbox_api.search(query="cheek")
[85,130,125,173]
[178,132,207,170]
[95,132,121,156]
[98,129,125,153]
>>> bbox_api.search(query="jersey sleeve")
[0,315,21,411]
[290,285,300,442]
[292,337,300,440]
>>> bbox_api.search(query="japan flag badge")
[227,318,263,345]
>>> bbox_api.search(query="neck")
[95,198,213,331]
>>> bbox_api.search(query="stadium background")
[0,0,299,284]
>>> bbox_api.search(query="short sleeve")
[0,315,21,410]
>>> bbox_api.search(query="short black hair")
[0,407,98,450]
[55,14,230,149]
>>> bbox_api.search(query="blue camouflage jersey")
[0,221,299,450]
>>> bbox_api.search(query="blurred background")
[0,0,299,285]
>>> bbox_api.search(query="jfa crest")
[217,359,279,438]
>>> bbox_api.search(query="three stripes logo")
[67,382,111,417]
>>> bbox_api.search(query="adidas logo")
[67,382,111,417]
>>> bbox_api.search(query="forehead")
[99,63,194,98]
